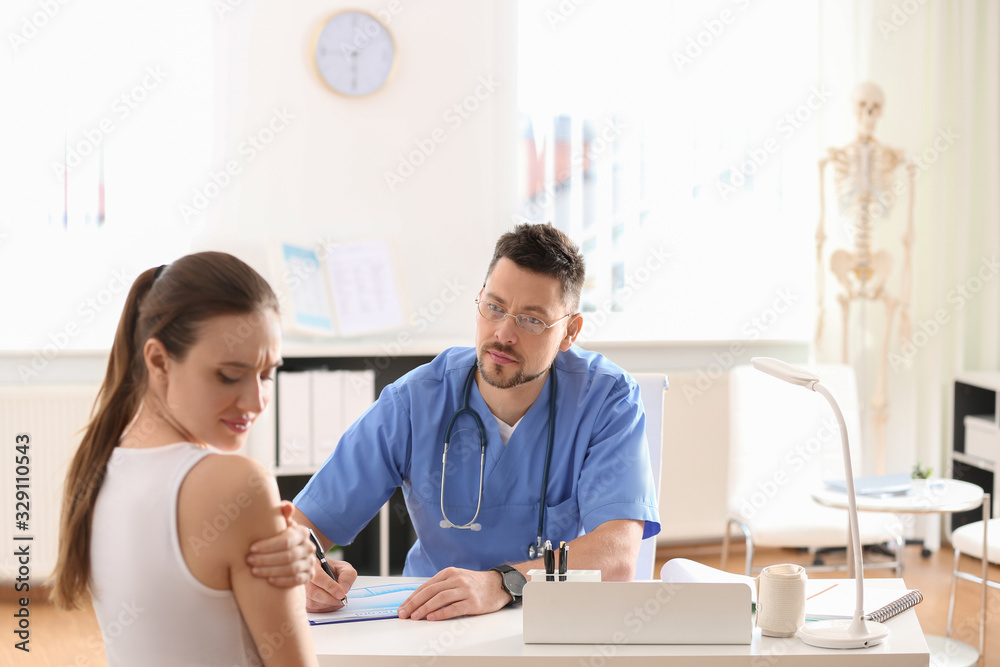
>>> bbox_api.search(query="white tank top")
[90,443,260,666]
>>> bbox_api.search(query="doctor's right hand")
[305,558,357,612]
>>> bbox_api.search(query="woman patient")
[51,252,324,666]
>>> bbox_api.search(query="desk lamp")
[751,357,889,649]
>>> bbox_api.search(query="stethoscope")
[439,363,557,560]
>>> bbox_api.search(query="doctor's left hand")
[398,567,511,621]
[246,501,315,587]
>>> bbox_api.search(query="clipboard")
[307,582,421,625]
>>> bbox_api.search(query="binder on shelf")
[277,371,312,468]
[311,370,345,467]
[343,369,376,425]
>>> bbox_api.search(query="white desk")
[812,479,987,666]
[311,576,929,666]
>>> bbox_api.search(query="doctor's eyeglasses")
[475,297,572,335]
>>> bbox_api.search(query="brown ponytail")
[50,252,278,609]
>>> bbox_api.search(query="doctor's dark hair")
[486,223,586,310]
[50,252,279,610]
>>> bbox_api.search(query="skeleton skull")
[851,81,885,139]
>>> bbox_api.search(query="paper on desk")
[804,582,918,621]
[307,582,422,625]
[659,558,757,604]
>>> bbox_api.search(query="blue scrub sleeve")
[577,376,661,539]
[294,384,412,546]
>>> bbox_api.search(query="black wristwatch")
[490,564,526,605]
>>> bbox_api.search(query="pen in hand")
[308,528,346,604]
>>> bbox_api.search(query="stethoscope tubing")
[439,362,557,558]
[439,366,489,530]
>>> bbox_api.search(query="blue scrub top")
[294,346,661,576]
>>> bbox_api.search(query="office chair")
[632,373,667,580]
[722,363,904,576]
[946,507,997,666]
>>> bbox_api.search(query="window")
[2,1,213,350]
[516,0,822,342]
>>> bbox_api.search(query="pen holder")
[527,568,601,582]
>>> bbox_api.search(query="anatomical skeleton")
[816,82,916,473]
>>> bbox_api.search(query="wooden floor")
[2,542,999,666]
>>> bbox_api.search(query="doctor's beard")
[476,344,547,390]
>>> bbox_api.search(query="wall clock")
[312,10,397,97]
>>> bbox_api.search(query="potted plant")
[911,462,933,493]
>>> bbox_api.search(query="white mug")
[756,563,807,638]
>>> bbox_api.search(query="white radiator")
[0,384,100,582]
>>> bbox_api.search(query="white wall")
[198,0,516,351]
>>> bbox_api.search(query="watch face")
[314,11,396,97]
[503,569,526,597]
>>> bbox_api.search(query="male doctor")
[283,223,660,620]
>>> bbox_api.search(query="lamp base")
[796,619,890,649]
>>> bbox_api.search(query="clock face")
[313,11,397,97]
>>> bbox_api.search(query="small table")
[812,478,988,667]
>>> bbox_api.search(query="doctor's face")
[475,257,580,390]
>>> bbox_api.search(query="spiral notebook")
[805,582,923,622]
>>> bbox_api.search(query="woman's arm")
[179,454,318,667]
[246,501,317,588]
